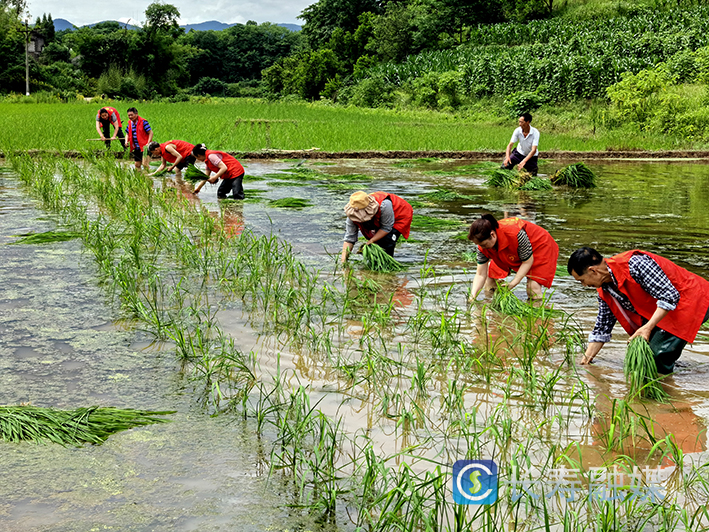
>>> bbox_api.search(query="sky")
[26,0,316,27]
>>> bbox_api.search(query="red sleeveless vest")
[479,217,559,288]
[204,150,245,179]
[353,192,413,239]
[600,250,709,343]
[127,116,150,151]
[97,106,122,127]
[160,140,195,163]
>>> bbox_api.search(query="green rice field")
[0,99,691,154]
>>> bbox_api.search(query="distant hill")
[87,20,139,30]
[53,18,76,31]
[54,19,300,33]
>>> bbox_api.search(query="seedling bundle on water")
[361,244,407,272]
[268,197,312,209]
[0,405,174,445]
[485,168,533,189]
[624,337,668,401]
[550,162,597,188]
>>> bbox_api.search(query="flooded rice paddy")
[2,157,709,531]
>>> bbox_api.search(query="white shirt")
[510,126,540,156]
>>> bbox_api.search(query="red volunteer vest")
[127,116,150,151]
[478,217,559,288]
[600,250,709,343]
[353,192,413,240]
[204,150,245,180]
[160,140,195,163]
[97,106,121,127]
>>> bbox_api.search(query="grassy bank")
[0,97,702,155]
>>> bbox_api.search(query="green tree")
[299,0,383,49]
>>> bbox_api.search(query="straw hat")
[344,191,379,222]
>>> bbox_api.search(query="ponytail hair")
[192,143,207,156]
[468,214,499,242]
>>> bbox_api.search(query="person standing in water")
[468,214,559,300]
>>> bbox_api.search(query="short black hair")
[192,143,207,156]
[567,247,603,276]
[148,141,160,153]
[520,112,533,123]
[127,107,138,114]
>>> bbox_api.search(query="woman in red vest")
[568,247,709,373]
[191,143,246,199]
[468,214,559,300]
[147,140,196,179]
[95,107,126,150]
[341,190,413,263]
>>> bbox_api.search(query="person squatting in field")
[147,140,196,179]
[95,107,127,150]
[125,107,153,170]
[568,247,709,373]
[468,214,559,300]
[191,144,246,200]
[501,112,539,175]
[341,191,413,264]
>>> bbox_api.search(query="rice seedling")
[10,230,82,244]
[0,405,174,446]
[550,162,597,188]
[361,244,407,272]
[419,188,475,201]
[519,177,553,191]
[268,197,313,209]
[410,214,466,231]
[624,337,668,401]
[183,164,210,183]
[485,168,532,189]
[490,285,536,316]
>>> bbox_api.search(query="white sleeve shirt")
[510,126,540,156]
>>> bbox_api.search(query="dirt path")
[2,149,709,161]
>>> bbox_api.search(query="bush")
[191,77,228,96]
[504,89,549,117]
[339,76,395,108]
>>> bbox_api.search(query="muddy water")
[0,174,311,531]
[3,158,709,529]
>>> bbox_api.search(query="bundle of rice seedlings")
[485,169,532,189]
[183,164,210,183]
[491,285,536,316]
[268,197,312,209]
[11,231,82,244]
[623,337,668,401]
[0,405,174,446]
[361,244,407,273]
[550,162,596,188]
[519,177,553,191]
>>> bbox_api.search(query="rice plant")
[0,405,174,446]
[485,168,532,189]
[10,230,83,244]
[183,164,210,182]
[361,243,407,272]
[519,177,553,191]
[268,197,313,209]
[624,337,668,401]
[550,162,597,188]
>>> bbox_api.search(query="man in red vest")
[125,107,153,170]
[95,107,126,150]
[341,190,413,263]
[568,247,709,373]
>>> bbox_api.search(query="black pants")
[374,229,401,257]
[100,121,126,150]
[175,154,196,170]
[502,148,538,175]
[217,173,245,200]
[650,304,709,373]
